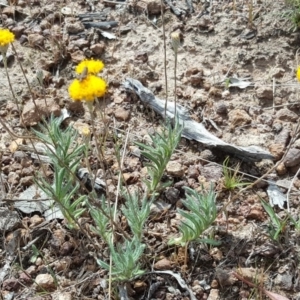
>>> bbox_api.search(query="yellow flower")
[75,59,104,75]
[68,74,107,102]
[297,66,300,82]
[81,125,90,136]
[0,28,15,53]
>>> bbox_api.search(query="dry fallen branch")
[123,78,274,162]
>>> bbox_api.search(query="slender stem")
[2,51,21,114]
[160,0,168,119]
[174,49,177,117]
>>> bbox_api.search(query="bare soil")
[1,0,300,299]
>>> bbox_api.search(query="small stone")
[20,176,34,186]
[35,274,55,291]
[67,101,84,114]
[135,51,148,63]
[210,248,223,261]
[276,108,298,122]
[26,265,37,276]
[208,87,222,97]
[0,208,20,231]
[276,163,287,175]
[74,38,89,49]
[90,43,106,55]
[114,107,130,121]
[2,6,15,16]
[61,241,75,256]
[187,165,199,179]
[215,102,228,115]
[256,87,273,100]
[228,109,252,127]
[28,34,44,48]
[268,143,285,161]
[2,278,20,291]
[8,172,19,185]
[40,20,51,30]
[65,21,84,34]
[166,161,185,177]
[283,148,300,167]
[19,271,32,284]
[165,187,180,203]
[132,0,164,15]
[210,279,219,288]
[70,50,85,63]
[21,166,35,176]
[186,68,203,77]
[257,113,273,126]
[200,149,215,163]
[154,258,172,270]
[29,215,44,228]
[274,273,293,290]
[207,289,220,300]
[247,208,265,221]
[200,163,222,182]
[190,73,204,87]
[51,292,73,300]
[274,128,290,145]
[12,25,26,38]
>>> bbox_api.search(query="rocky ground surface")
[1,0,300,299]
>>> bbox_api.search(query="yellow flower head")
[81,125,90,136]
[297,66,300,82]
[75,59,104,75]
[68,74,107,102]
[0,28,15,53]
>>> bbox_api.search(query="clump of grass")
[260,198,288,241]
[222,156,249,190]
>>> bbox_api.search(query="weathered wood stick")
[123,78,274,162]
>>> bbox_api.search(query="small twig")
[103,0,127,4]
[272,77,275,114]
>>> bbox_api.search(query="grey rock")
[283,148,300,167]
[0,208,20,231]
[276,108,298,122]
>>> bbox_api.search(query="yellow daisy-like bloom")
[75,59,104,75]
[0,28,15,53]
[297,66,300,82]
[81,125,90,136]
[68,74,107,102]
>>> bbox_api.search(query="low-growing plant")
[121,190,152,241]
[135,118,183,195]
[88,195,115,243]
[222,156,249,190]
[260,199,288,241]
[34,116,87,229]
[169,185,218,264]
[288,214,300,232]
[96,237,145,282]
